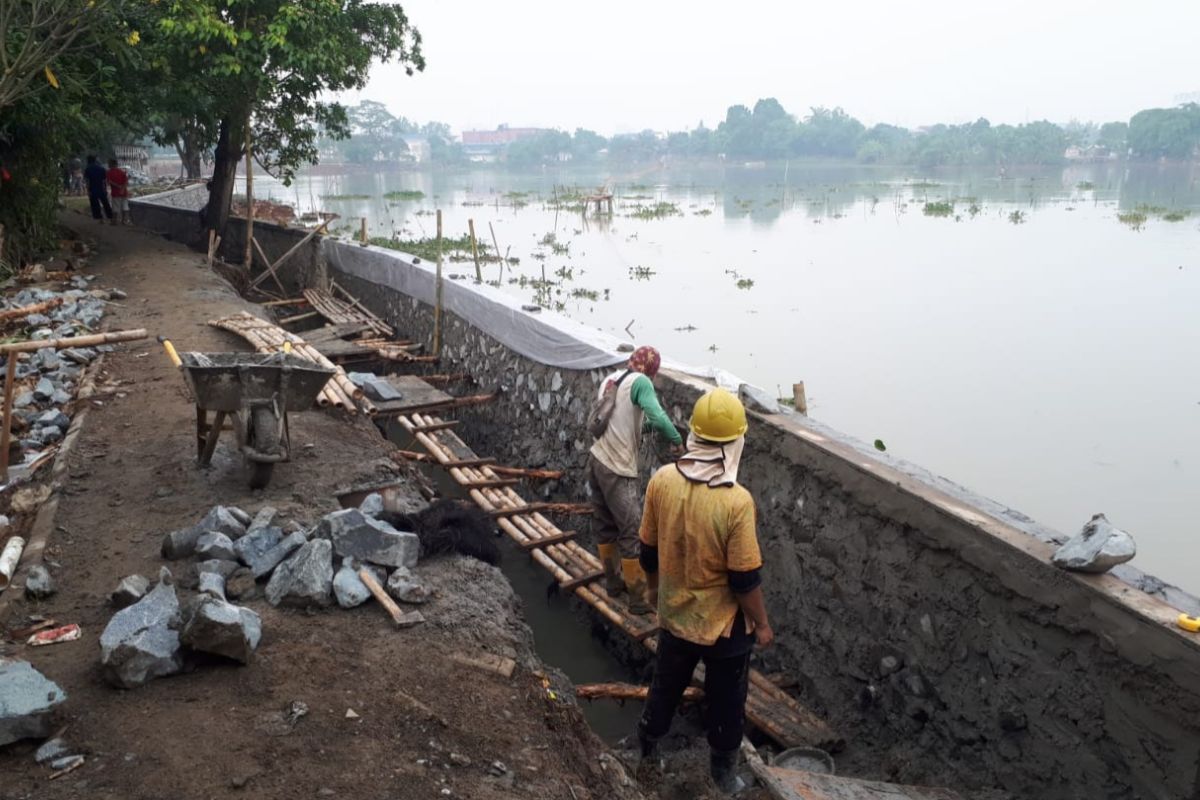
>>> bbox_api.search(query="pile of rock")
[1,281,126,457]
[99,497,430,689]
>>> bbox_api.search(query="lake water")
[254,161,1200,591]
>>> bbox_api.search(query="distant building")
[1064,144,1117,162]
[460,125,549,162]
[400,135,431,163]
[114,144,149,170]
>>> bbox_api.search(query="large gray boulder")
[197,572,227,600]
[248,531,306,579]
[247,505,279,534]
[0,659,68,745]
[359,493,385,518]
[315,509,419,569]
[181,597,262,664]
[1052,513,1137,574]
[111,574,150,608]
[161,506,247,560]
[234,526,283,567]
[195,531,237,562]
[99,569,184,688]
[265,539,333,608]
[332,558,385,609]
[386,566,430,605]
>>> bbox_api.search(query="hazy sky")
[347,0,1200,135]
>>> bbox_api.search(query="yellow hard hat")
[689,388,748,443]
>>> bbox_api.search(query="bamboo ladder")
[394,408,843,752]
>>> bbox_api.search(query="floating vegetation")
[554,266,574,280]
[1008,210,1026,225]
[570,288,600,301]
[674,324,697,332]
[708,344,719,353]
[1162,210,1190,222]
[538,233,570,255]
[627,201,682,220]
[922,201,954,217]
[873,439,887,452]
[735,278,755,290]
[461,200,485,207]
[909,181,941,189]
[321,193,370,200]
[383,190,425,201]
[967,203,982,217]
[629,265,656,280]
[1076,181,1095,190]
[1117,211,1147,229]
[367,234,474,261]
[1133,204,1191,222]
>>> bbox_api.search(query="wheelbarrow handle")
[157,335,183,368]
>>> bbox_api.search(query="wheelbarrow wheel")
[247,406,280,489]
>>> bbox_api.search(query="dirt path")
[0,213,643,800]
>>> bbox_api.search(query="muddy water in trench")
[398,451,644,744]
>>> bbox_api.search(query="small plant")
[383,190,425,201]
[629,265,656,280]
[321,193,370,200]
[967,202,982,217]
[1076,181,1095,190]
[1162,210,1189,222]
[570,288,599,301]
[1008,210,1026,225]
[693,208,713,216]
[627,201,682,220]
[922,201,954,217]
[735,278,755,290]
[1117,211,1147,229]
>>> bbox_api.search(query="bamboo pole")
[0,329,148,353]
[488,222,503,282]
[247,220,329,290]
[433,210,443,358]
[360,217,368,245]
[468,218,481,282]
[792,381,807,415]
[0,297,64,325]
[252,237,286,296]
[576,683,702,703]
[243,115,254,270]
[0,354,16,483]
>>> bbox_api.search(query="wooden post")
[206,229,216,268]
[792,382,807,415]
[0,353,16,483]
[488,222,503,283]
[468,219,482,282]
[433,209,443,358]
[360,217,368,245]
[243,115,254,269]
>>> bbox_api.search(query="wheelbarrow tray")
[179,352,334,413]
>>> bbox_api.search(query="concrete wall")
[134,189,1200,800]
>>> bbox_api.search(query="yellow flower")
[127,30,140,45]
[44,66,59,89]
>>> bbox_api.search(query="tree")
[146,0,424,239]
[1098,121,1128,154]
[1128,105,1200,160]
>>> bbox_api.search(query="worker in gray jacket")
[589,345,682,612]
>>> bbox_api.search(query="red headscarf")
[628,345,661,377]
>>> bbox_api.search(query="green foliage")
[1117,211,1147,229]
[322,193,370,200]
[368,234,474,261]
[1008,210,1026,225]
[383,190,425,200]
[922,201,954,217]
[627,202,682,219]
[1127,104,1200,160]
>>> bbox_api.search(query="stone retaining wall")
[133,189,1200,800]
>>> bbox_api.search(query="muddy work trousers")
[639,628,752,753]
[587,456,643,560]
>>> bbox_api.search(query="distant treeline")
[330,98,1200,169]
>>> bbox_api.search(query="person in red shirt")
[106,159,131,226]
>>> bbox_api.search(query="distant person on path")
[68,156,83,194]
[588,345,683,613]
[83,155,112,223]
[634,387,772,793]
[106,159,131,225]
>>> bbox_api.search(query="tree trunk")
[203,114,246,237]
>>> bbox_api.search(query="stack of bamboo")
[208,312,376,414]
[303,286,393,337]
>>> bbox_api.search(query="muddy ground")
[0,215,657,800]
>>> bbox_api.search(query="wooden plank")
[761,768,964,800]
[447,651,516,679]
[462,477,520,489]
[519,530,578,550]
[559,569,605,591]
[577,683,702,703]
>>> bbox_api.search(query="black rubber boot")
[710,748,744,794]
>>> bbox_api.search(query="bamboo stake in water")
[433,209,443,358]
[468,219,482,283]
[489,222,503,284]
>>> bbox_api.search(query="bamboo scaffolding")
[395,407,841,750]
[208,312,375,413]
[303,287,393,337]
[247,220,329,291]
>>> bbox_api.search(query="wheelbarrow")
[159,338,335,489]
